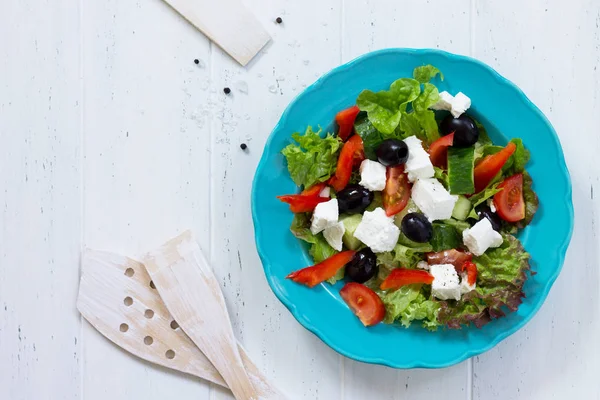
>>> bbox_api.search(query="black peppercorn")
[275,17,283,24]
[194,59,199,64]
[240,143,248,150]
[224,87,231,94]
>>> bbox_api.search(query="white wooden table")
[0,0,597,399]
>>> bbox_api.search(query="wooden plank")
[472,1,600,399]
[0,1,82,399]
[341,1,472,398]
[81,0,213,398]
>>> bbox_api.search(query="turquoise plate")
[251,49,573,368]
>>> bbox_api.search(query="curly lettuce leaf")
[412,83,441,143]
[356,78,421,134]
[434,166,450,189]
[437,234,531,328]
[413,65,444,83]
[281,126,342,188]
[380,285,441,330]
[515,172,539,229]
[503,138,530,175]
[290,213,338,265]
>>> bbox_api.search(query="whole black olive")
[375,139,409,166]
[345,248,378,283]
[337,184,374,214]
[439,114,479,148]
[475,205,502,232]
[401,213,433,243]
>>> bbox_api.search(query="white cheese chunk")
[416,261,430,270]
[462,218,503,256]
[459,272,476,295]
[430,91,454,111]
[403,136,434,182]
[353,207,400,253]
[310,198,339,234]
[323,221,345,251]
[430,264,461,301]
[319,186,331,198]
[411,178,458,221]
[487,198,497,213]
[359,159,387,191]
[450,92,471,118]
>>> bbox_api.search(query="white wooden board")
[1,0,599,399]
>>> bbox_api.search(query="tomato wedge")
[493,173,525,222]
[462,261,478,285]
[340,282,385,326]
[426,249,472,271]
[335,105,361,141]
[380,268,434,291]
[287,251,356,288]
[301,182,327,197]
[382,165,411,216]
[329,135,365,192]
[428,133,454,168]
[277,194,329,213]
[473,142,517,193]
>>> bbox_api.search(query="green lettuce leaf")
[290,213,338,264]
[434,166,450,189]
[413,65,444,83]
[281,126,342,188]
[393,240,432,268]
[380,285,441,330]
[503,138,530,175]
[441,218,471,234]
[467,183,503,219]
[412,83,441,143]
[356,78,421,134]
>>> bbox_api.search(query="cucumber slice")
[430,223,461,252]
[393,199,420,228]
[452,195,472,221]
[448,147,475,195]
[340,214,363,250]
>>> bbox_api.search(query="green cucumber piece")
[430,223,461,252]
[340,214,363,250]
[452,195,472,221]
[448,147,475,195]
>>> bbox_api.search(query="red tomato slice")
[380,268,434,291]
[382,165,411,216]
[473,142,517,193]
[340,282,385,326]
[463,261,478,285]
[329,135,365,192]
[428,133,454,168]
[287,251,356,288]
[426,249,473,271]
[493,173,525,222]
[301,182,327,197]
[277,194,330,213]
[335,105,360,141]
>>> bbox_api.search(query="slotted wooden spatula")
[77,249,286,398]
[143,231,262,400]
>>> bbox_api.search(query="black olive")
[401,213,433,243]
[375,139,409,166]
[345,248,378,283]
[439,114,479,148]
[337,184,374,214]
[475,205,502,232]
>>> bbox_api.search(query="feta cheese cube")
[430,91,454,111]
[310,198,339,234]
[359,159,387,191]
[411,178,458,221]
[403,136,434,182]
[459,272,476,295]
[353,207,400,253]
[319,186,331,198]
[416,261,430,270]
[462,218,503,256]
[323,221,345,251]
[450,92,471,118]
[430,264,461,301]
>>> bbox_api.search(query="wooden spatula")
[77,249,286,398]
[161,0,271,66]
[142,231,261,400]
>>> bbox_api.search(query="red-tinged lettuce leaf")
[515,171,539,229]
[437,234,531,328]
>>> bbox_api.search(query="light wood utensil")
[77,249,286,399]
[142,231,261,400]
[161,0,271,66]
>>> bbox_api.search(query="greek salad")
[278,65,538,330]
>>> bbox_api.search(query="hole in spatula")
[165,350,175,359]
[149,280,156,289]
[144,309,154,319]
[144,336,153,345]
[124,297,133,306]
[124,268,135,277]
[170,320,179,330]
[119,323,129,332]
